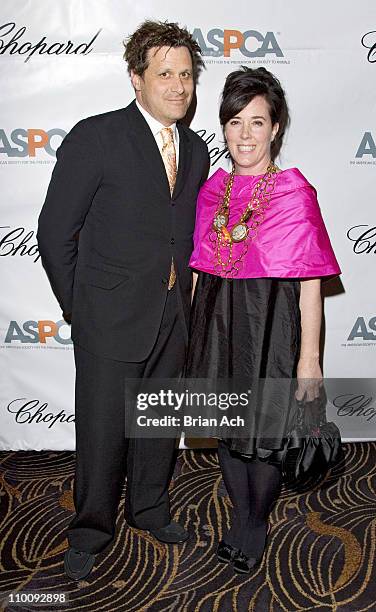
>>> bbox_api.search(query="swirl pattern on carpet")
[0,443,375,611]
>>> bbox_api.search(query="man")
[37,20,210,581]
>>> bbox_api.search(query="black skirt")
[185,272,301,459]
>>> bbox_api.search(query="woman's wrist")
[298,352,320,364]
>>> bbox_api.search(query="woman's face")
[224,95,279,176]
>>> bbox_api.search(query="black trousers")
[67,289,187,554]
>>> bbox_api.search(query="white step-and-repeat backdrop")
[1,1,375,449]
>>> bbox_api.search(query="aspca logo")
[0,128,66,157]
[347,317,376,342]
[355,132,376,158]
[192,28,283,58]
[4,320,72,345]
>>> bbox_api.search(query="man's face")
[131,46,194,126]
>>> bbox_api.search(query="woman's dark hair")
[123,20,204,83]
[219,66,290,160]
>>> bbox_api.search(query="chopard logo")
[0,226,40,261]
[196,129,231,166]
[0,22,102,63]
[333,394,376,421]
[361,31,376,63]
[7,398,75,428]
[347,225,376,254]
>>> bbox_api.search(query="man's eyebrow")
[158,67,192,72]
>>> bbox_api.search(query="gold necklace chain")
[211,162,279,277]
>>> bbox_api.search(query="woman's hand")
[296,357,323,402]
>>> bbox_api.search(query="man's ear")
[130,70,141,91]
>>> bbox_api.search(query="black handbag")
[281,389,343,486]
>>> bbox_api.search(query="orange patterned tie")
[160,127,177,290]
[161,127,177,194]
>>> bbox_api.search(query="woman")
[186,67,341,574]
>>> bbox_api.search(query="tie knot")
[161,127,174,146]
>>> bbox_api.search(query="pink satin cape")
[189,167,341,278]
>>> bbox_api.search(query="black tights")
[218,440,282,558]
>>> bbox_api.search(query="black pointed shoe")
[64,547,96,581]
[232,524,270,574]
[217,540,239,564]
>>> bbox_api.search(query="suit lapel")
[173,123,192,200]
[127,101,171,198]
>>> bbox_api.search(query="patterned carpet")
[0,444,375,612]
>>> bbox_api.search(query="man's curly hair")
[123,20,204,82]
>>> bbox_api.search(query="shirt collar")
[135,99,177,140]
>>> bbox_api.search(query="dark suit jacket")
[37,100,210,361]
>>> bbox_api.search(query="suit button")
[162,278,168,284]
[170,238,175,245]
[171,201,176,207]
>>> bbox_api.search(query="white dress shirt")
[135,99,179,168]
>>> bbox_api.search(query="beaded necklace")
[211,162,279,277]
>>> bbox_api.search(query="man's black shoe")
[148,521,189,544]
[64,547,96,580]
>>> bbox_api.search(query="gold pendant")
[213,212,228,231]
[231,223,249,243]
